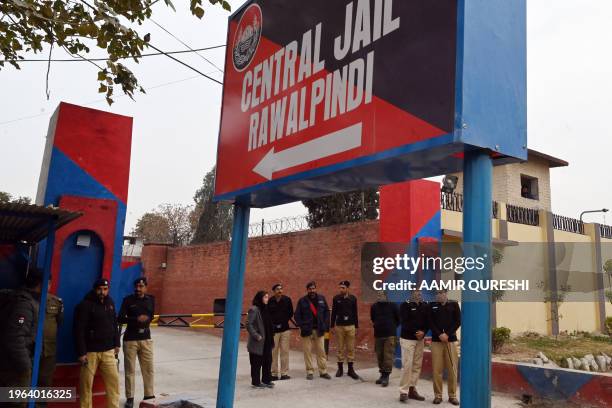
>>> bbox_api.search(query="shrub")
[492,327,511,353]
[606,316,612,335]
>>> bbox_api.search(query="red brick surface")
[141,221,379,351]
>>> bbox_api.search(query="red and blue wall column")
[35,102,133,406]
[379,179,442,367]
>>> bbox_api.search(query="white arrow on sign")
[253,122,363,180]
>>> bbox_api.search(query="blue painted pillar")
[216,203,250,408]
[460,150,492,407]
[29,219,56,408]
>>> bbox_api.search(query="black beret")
[134,277,148,286]
[306,281,316,289]
[339,280,350,288]
[93,278,109,288]
[272,283,282,291]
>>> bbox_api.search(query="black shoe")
[449,398,460,406]
[380,372,390,387]
[124,399,134,408]
[399,393,408,403]
[270,376,279,381]
[375,373,384,385]
[252,384,266,389]
[320,373,332,379]
[280,375,291,380]
[263,382,275,388]
[143,396,155,401]
[306,373,314,380]
[335,362,344,377]
[347,362,360,380]
[409,387,425,401]
[433,397,442,404]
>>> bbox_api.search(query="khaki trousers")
[335,325,356,363]
[123,339,155,399]
[271,330,290,376]
[399,338,424,394]
[431,341,459,399]
[79,349,120,408]
[302,333,327,374]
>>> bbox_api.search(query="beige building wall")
[601,237,612,320]
[496,302,549,334]
[441,203,610,335]
[448,156,553,210]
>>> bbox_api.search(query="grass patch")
[498,332,612,365]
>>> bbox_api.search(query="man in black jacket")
[0,268,42,408]
[294,281,331,380]
[331,280,359,379]
[429,289,461,406]
[118,277,155,407]
[267,283,293,381]
[398,290,428,403]
[74,278,120,408]
[370,290,399,388]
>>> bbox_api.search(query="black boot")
[335,362,344,377]
[347,362,359,380]
[124,398,134,408]
[380,372,390,387]
[375,372,384,384]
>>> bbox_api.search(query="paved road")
[121,327,523,407]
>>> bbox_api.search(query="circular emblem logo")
[232,4,262,72]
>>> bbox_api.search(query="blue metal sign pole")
[29,219,56,408]
[460,150,493,407]
[216,203,250,408]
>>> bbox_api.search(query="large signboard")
[215,0,526,207]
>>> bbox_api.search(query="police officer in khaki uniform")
[429,289,461,406]
[331,280,359,379]
[118,277,155,408]
[38,274,63,386]
[74,278,121,408]
[37,275,63,407]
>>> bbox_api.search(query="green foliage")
[606,290,612,307]
[302,189,379,229]
[133,203,193,246]
[492,326,511,353]
[191,166,233,244]
[0,0,230,104]
[510,332,612,365]
[603,259,612,273]
[491,247,505,302]
[606,316,612,335]
[492,247,503,265]
[133,211,170,243]
[0,191,32,204]
[0,191,10,204]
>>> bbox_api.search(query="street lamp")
[579,208,609,223]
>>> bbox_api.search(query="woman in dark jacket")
[246,290,275,388]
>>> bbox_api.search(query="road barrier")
[151,313,245,329]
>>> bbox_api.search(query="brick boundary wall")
[142,221,380,352]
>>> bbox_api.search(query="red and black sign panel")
[215,0,458,206]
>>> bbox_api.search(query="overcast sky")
[1,0,611,232]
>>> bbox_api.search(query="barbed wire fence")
[247,205,380,238]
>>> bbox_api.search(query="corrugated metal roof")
[0,203,82,244]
